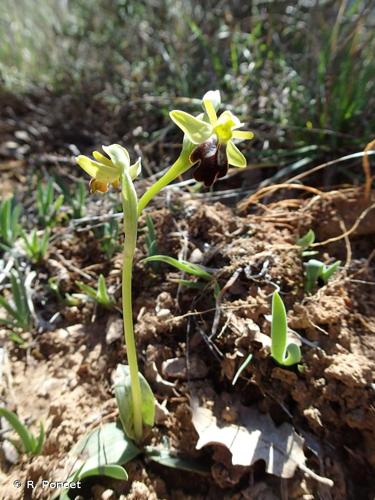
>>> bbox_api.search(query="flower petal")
[102,144,130,170]
[232,130,254,141]
[76,155,119,182]
[170,110,212,144]
[226,140,247,168]
[93,150,113,167]
[129,157,142,180]
[216,110,241,129]
[202,90,221,111]
[202,96,218,126]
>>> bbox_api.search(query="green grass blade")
[232,353,253,386]
[76,281,97,300]
[321,260,341,282]
[0,407,35,453]
[33,421,45,454]
[143,255,212,280]
[97,274,111,306]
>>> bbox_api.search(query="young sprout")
[271,291,301,367]
[297,229,315,248]
[21,228,49,263]
[142,254,219,294]
[297,229,318,257]
[0,197,22,250]
[0,270,33,331]
[305,258,341,293]
[36,178,64,227]
[0,407,44,455]
[76,274,114,308]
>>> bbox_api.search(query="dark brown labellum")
[190,137,228,187]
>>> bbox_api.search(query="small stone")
[190,248,204,263]
[37,377,61,397]
[162,355,208,380]
[15,130,30,142]
[156,308,170,319]
[2,440,19,464]
[105,315,123,345]
[101,489,115,500]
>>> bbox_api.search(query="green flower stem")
[137,147,193,215]
[121,171,143,442]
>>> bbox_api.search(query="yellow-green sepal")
[102,144,130,170]
[169,110,212,144]
[76,155,119,183]
[129,157,142,180]
[226,140,247,168]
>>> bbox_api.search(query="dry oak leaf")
[191,397,333,486]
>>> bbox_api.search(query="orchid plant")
[76,91,253,442]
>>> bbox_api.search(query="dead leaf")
[191,392,333,486]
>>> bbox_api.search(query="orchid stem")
[121,172,143,442]
[137,148,192,215]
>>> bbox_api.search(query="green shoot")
[0,197,22,250]
[305,259,341,293]
[36,178,64,227]
[0,407,44,455]
[62,179,87,219]
[143,254,220,297]
[142,255,212,280]
[297,229,315,248]
[271,291,301,367]
[58,422,137,499]
[21,228,49,263]
[297,229,318,257]
[76,274,114,308]
[0,270,33,331]
[232,353,253,386]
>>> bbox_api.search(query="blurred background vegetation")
[0,0,374,159]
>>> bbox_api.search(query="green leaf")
[232,353,253,386]
[34,422,45,454]
[271,292,287,364]
[271,292,301,367]
[145,445,210,475]
[76,281,97,299]
[177,279,206,290]
[53,194,64,213]
[79,464,128,481]
[321,260,341,283]
[114,364,155,440]
[305,259,325,293]
[0,295,18,320]
[142,255,212,280]
[169,110,212,144]
[297,229,315,249]
[97,274,112,306]
[69,422,141,478]
[0,407,38,454]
